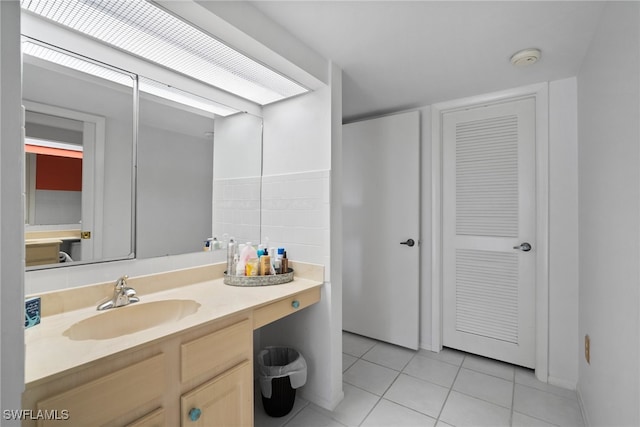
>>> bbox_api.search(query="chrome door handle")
[513,242,532,252]
[400,239,415,247]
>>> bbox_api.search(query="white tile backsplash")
[261,170,331,277]
[213,176,261,245]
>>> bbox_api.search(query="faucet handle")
[115,275,129,289]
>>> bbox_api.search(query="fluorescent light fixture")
[23,40,133,87]
[23,39,239,117]
[20,0,309,105]
[138,77,239,117]
[25,137,83,152]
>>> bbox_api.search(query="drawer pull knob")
[189,407,202,421]
[292,300,300,309]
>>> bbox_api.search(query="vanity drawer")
[36,354,165,427]
[126,408,165,427]
[253,286,321,329]
[181,318,251,383]
[25,241,61,267]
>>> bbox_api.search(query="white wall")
[213,113,262,180]
[212,113,263,245]
[262,91,331,178]
[548,77,579,387]
[0,0,25,422]
[577,2,640,426]
[259,65,343,410]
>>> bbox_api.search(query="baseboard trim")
[548,375,577,390]
[299,388,345,412]
[419,341,434,352]
[577,385,590,427]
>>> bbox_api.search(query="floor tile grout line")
[434,353,466,424]
[357,394,384,426]
[341,353,579,427]
[415,350,466,369]
[510,369,516,427]
[511,409,563,427]
[348,356,408,374]
[459,360,516,382]
[280,400,310,427]
[515,381,582,403]
[371,350,444,422]
[340,336,582,427]
[342,334,582,427]
[347,342,381,427]
[444,383,515,412]
[349,340,425,426]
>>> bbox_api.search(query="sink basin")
[63,299,201,341]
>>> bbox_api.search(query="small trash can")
[257,347,307,417]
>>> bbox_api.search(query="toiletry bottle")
[273,256,281,275]
[277,248,285,273]
[237,243,255,276]
[269,247,278,274]
[260,253,271,276]
[246,258,259,276]
[241,243,257,263]
[226,237,236,276]
[256,249,265,275]
[234,254,242,276]
[281,250,288,273]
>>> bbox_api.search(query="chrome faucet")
[97,275,140,311]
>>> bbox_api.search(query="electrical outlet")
[585,334,590,364]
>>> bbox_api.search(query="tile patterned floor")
[254,332,584,427]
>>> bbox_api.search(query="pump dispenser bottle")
[226,237,236,276]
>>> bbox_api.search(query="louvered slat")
[456,115,519,237]
[455,249,519,343]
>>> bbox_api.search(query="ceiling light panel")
[23,40,133,87]
[20,0,309,105]
[23,39,239,116]
[139,77,239,117]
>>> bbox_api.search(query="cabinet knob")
[189,407,202,421]
[292,300,300,309]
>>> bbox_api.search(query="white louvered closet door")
[442,98,536,368]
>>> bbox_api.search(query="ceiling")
[249,1,606,121]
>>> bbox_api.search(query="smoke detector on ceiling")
[510,48,542,67]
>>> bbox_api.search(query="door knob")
[513,242,532,252]
[400,239,415,247]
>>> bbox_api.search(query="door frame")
[23,100,106,261]
[431,83,550,381]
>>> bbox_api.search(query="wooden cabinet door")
[35,354,165,427]
[181,360,253,427]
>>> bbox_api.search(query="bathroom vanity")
[22,262,322,426]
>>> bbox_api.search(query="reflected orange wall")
[35,154,82,191]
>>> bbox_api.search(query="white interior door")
[442,98,536,368]
[343,111,420,350]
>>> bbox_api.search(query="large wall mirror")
[23,40,136,268]
[23,38,263,270]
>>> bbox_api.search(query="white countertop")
[25,272,322,386]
